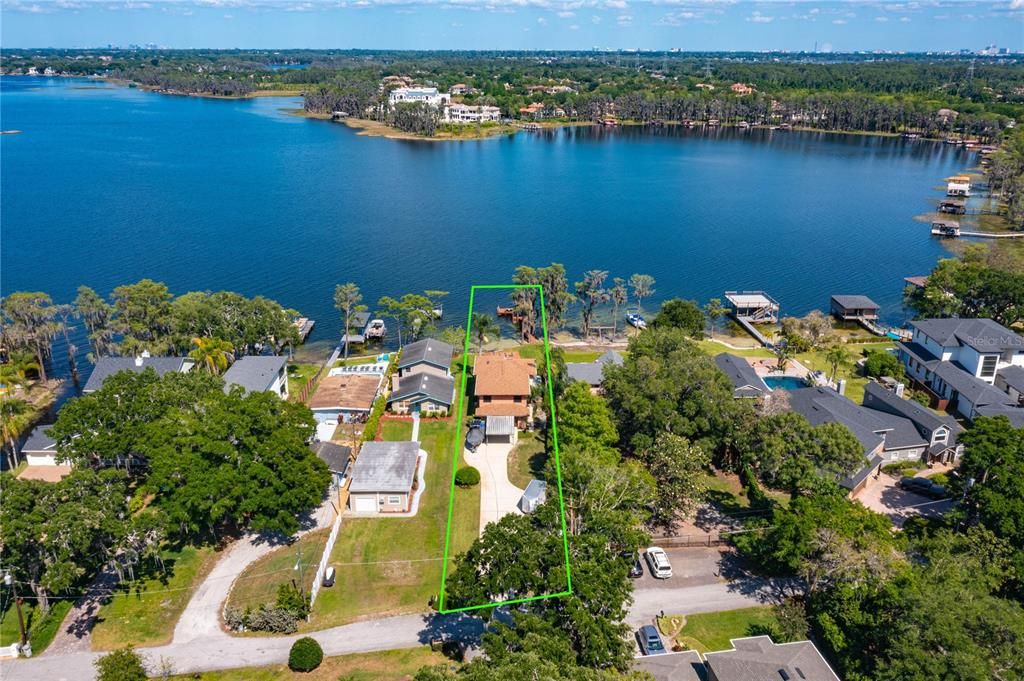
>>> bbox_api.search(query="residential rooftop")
[714,353,770,398]
[390,372,455,405]
[349,441,419,493]
[474,352,536,396]
[704,636,840,681]
[83,355,194,392]
[309,373,382,412]
[397,338,454,372]
[565,350,624,386]
[911,318,1024,353]
[221,355,287,395]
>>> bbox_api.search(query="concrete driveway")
[855,474,954,528]
[463,441,524,533]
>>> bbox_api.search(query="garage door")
[353,496,377,513]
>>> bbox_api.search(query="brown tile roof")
[476,401,531,417]
[309,374,382,411]
[474,352,535,398]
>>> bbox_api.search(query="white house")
[898,318,1024,420]
[444,103,501,123]
[221,355,289,399]
[20,425,59,466]
[388,87,450,108]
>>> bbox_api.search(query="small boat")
[626,313,647,330]
[365,319,387,339]
[901,132,920,139]
[737,121,750,129]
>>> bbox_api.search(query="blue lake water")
[2,77,970,374]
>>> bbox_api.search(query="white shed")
[520,479,547,513]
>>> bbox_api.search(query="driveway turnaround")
[854,474,953,528]
[462,441,524,533]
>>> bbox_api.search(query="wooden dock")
[958,230,1024,239]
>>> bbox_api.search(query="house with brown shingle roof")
[473,352,537,429]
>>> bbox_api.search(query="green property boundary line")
[438,284,573,614]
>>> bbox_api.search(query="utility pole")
[3,572,29,655]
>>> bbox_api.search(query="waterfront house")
[789,386,928,495]
[473,352,537,429]
[898,318,1024,420]
[396,338,454,379]
[221,355,288,398]
[387,373,455,415]
[703,636,840,681]
[714,353,770,399]
[311,441,352,488]
[566,350,624,391]
[946,175,971,197]
[862,382,963,463]
[445,103,501,123]
[829,295,880,322]
[83,353,195,393]
[388,86,450,108]
[348,441,419,514]
[309,364,387,439]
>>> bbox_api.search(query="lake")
[1,77,970,372]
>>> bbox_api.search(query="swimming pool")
[764,376,809,391]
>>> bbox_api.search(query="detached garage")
[347,441,419,514]
[485,416,516,445]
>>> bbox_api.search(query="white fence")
[309,504,343,606]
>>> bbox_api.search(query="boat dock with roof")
[724,291,779,347]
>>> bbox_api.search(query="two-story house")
[473,351,537,432]
[898,318,1023,421]
[862,382,963,464]
[388,338,456,416]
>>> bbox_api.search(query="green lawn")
[308,420,479,629]
[0,597,71,654]
[659,606,782,654]
[225,530,330,617]
[696,341,774,359]
[507,431,547,490]
[380,419,414,442]
[168,647,452,680]
[515,344,603,364]
[334,354,381,368]
[286,363,320,401]
[91,545,217,650]
[703,469,789,513]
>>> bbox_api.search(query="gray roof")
[565,350,624,386]
[222,356,287,394]
[398,338,454,372]
[714,353,770,398]
[789,386,926,455]
[975,405,1024,428]
[522,479,547,503]
[349,441,419,493]
[997,365,1024,394]
[631,650,704,681]
[932,361,1013,408]
[703,637,840,681]
[388,372,455,406]
[840,454,885,490]
[911,318,1024,353]
[898,341,940,368]
[486,415,515,436]
[21,424,57,455]
[863,382,961,442]
[83,356,193,392]
[311,441,352,474]
[831,294,879,310]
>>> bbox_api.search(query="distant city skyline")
[3,0,1023,52]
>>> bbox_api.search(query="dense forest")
[5,49,1024,138]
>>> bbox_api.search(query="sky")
[2,0,1023,52]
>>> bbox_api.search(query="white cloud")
[874,15,888,21]
[616,12,631,24]
[746,10,773,23]
[591,13,600,23]
[537,15,546,24]
[557,9,574,17]
[569,22,578,28]
[832,18,846,23]
[899,15,910,21]
[1011,0,1024,10]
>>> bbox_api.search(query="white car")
[645,547,673,579]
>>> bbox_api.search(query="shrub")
[909,390,931,407]
[95,646,147,681]
[276,582,311,619]
[863,350,904,379]
[454,465,481,487]
[288,637,324,672]
[246,604,298,633]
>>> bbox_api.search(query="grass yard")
[287,363,320,401]
[658,606,782,654]
[380,419,414,441]
[91,545,217,650]
[225,530,331,616]
[334,354,381,368]
[507,431,547,490]
[516,344,603,364]
[703,469,789,513]
[696,340,774,359]
[0,597,72,654]
[309,420,479,629]
[168,647,452,680]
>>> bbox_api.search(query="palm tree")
[0,398,32,469]
[189,337,235,375]
[610,278,628,335]
[471,313,499,353]
[825,344,851,384]
[773,344,792,373]
[1,350,41,389]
